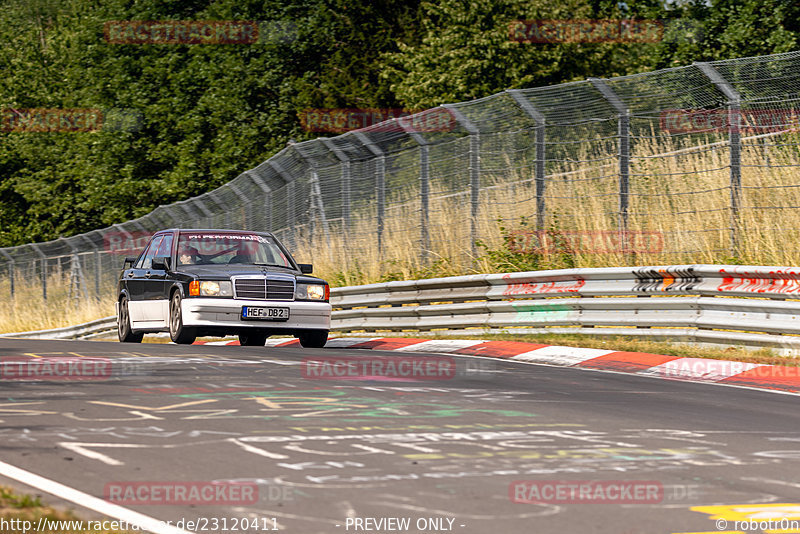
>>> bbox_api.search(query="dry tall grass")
[296,130,800,283]
[0,273,115,333]
[2,130,799,333]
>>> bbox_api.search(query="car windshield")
[176,232,292,267]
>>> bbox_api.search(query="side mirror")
[124,257,137,269]
[152,256,171,271]
[298,263,313,274]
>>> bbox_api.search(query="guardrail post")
[0,249,14,299]
[695,62,742,258]
[589,78,630,253]
[31,244,47,301]
[507,90,547,233]
[442,104,481,258]
[354,132,385,256]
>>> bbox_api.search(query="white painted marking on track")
[0,459,195,534]
[639,358,764,381]
[228,438,290,459]
[58,442,150,466]
[391,339,486,353]
[323,337,381,348]
[510,346,615,366]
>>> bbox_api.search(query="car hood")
[174,264,300,278]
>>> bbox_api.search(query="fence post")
[442,104,481,257]
[161,205,184,228]
[0,249,14,299]
[177,200,203,223]
[320,139,352,234]
[404,128,431,263]
[244,171,273,233]
[354,131,385,256]
[589,78,630,252]
[80,235,101,300]
[204,192,229,228]
[269,159,296,248]
[695,62,742,258]
[507,90,547,233]
[290,147,332,251]
[190,197,215,227]
[226,183,252,229]
[31,244,47,301]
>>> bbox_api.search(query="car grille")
[234,277,295,300]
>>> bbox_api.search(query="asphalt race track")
[2,338,800,534]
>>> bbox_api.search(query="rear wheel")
[239,331,268,346]
[298,330,328,348]
[169,292,196,345]
[118,296,143,343]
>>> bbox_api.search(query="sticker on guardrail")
[501,274,585,296]
[634,266,699,293]
[715,268,800,294]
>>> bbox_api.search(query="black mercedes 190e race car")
[116,229,331,347]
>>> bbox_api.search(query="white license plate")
[242,306,290,321]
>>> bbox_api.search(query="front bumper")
[182,297,331,330]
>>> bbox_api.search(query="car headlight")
[190,280,233,297]
[296,283,328,301]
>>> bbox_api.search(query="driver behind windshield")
[178,246,200,265]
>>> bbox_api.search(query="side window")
[156,234,173,259]
[137,236,163,270]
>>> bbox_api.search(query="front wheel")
[118,296,144,343]
[298,330,328,348]
[169,292,196,345]
[239,331,268,346]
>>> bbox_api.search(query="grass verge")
[0,485,134,533]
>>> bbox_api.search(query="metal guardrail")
[5,264,800,352]
[330,265,800,352]
[0,316,117,340]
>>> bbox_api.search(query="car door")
[127,235,161,323]
[145,232,173,324]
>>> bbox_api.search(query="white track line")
[510,346,615,366]
[0,459,194,534]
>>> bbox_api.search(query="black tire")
[118,296,144,343]
[169,291,197,344]
[298,330,328,348]
[238,331,268,346]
